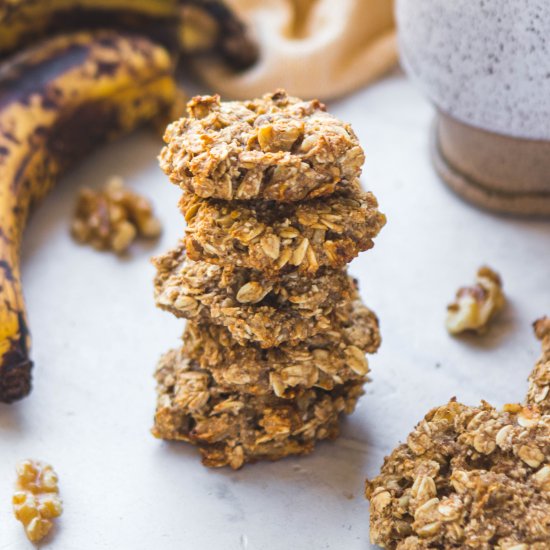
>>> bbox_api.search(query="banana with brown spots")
[0,30,176,402]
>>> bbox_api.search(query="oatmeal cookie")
[527,317,550,414]
[366,399,550,549]
[152,348,365,469]
[182,299,380,397]
[159,90,364,202]
[180,187,385,277]
[153,242,358,348]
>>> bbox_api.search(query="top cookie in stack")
[152,90,386,469]
[160,91,386,277]
[160,90,365,202]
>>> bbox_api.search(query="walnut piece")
[153,242,360,348]
[366,320,550,550]
[152,348,365,469]
[160,90,364,202]
[71,177,162,254]
[446,266,505,334]
[180,186,386,277]
[13,460,62,543]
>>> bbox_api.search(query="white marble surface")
[0,72,549,549]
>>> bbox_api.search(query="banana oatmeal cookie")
[159,90,364,202]
[366,319,550,550]
[182,300,380,397]
[180,187,385,277]
[152,348,365,469]
[153,242,359,347]
[153,89,386,469]
[366,400,550,549]
[527,317,550,414]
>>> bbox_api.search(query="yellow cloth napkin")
[195,0,397,100]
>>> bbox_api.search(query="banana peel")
[0,0,179,57]
[0,30,176,403]
[179,0,258,70]
[0,0,257,403]
[0,0,258,70]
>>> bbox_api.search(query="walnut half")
[71,177,162,254]
[446,266,505,335]
[13,460,63,543]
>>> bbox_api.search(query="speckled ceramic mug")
[396,0,550,216]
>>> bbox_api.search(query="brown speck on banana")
[0,30,176,402]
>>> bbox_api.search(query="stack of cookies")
[152,90,386,469]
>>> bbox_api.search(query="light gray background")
[1,72,549,549]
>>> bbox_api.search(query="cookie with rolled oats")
[182,299,380,397]
[180,186,385,277]
[153,90,387,469]
[152,348,365,469]
[159,90,364,202]
[152,242,359,348]
[366,319,550,550]
[527,317,550,414]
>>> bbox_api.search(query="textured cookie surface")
[527,317,550,415]
[366,399,550,549]
[153,349,365,469]
[180,186,386,277]
[159,90,364,202]
[182,299,380,397]
[153,242,359,348]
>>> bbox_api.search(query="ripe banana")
[180,0,258,69]
[0,31,176,403]
[0,0,258,71]
[0,0,179,57]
